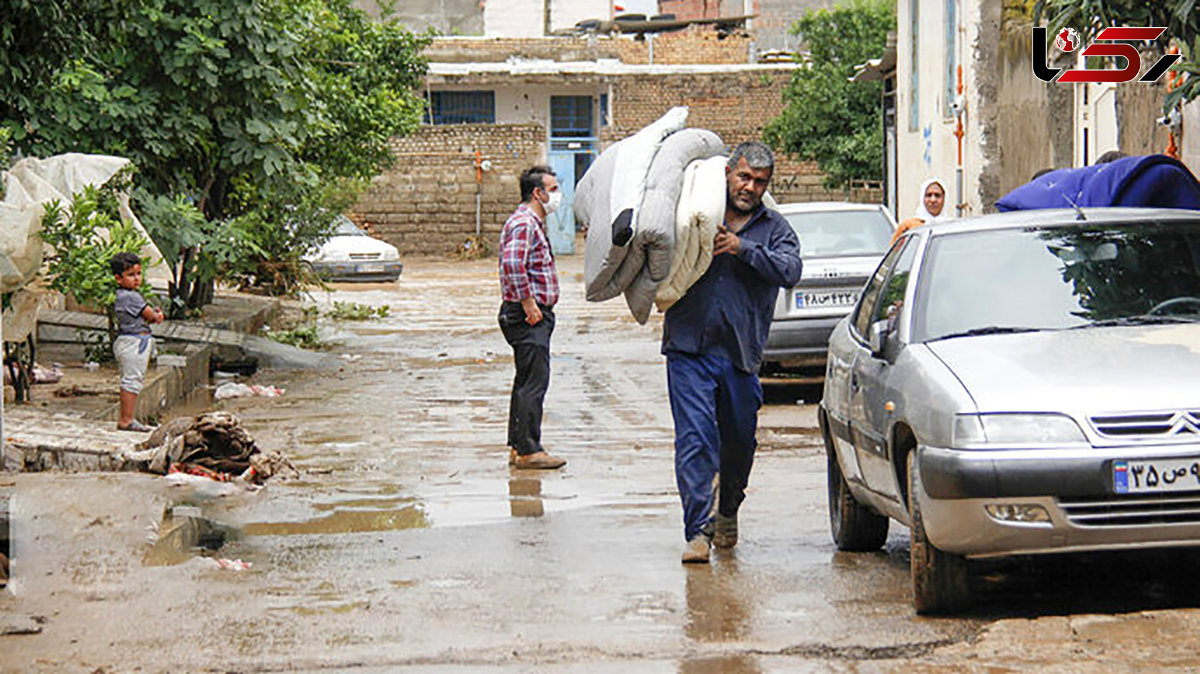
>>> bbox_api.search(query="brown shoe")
[508,448,517,466]
[681,536,710,564]
[512,451,566,470]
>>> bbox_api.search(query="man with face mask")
[498,165,567,470]
[662,142,802,563]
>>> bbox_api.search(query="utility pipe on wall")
[953,64,965,217]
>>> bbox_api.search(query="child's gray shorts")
[113,334,155,394]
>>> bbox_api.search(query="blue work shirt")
[662,204,802,374]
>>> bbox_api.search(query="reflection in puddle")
[679,655,762,674]
[685,562,750,642]
[509,476,544,518]
[243,505,429,536]
[144,506,239,566]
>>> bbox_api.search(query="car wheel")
[907,450,969,614]
[824,415,888,551]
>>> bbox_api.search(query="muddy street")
[7,255,1200,671]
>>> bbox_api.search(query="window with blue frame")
[550,96,594,137]
[426,91,495,124]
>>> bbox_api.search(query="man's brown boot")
[508,448,517,466]
[512,451,566,470]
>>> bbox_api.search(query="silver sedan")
[819,208,1200,614]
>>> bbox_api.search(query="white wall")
[550,0,611,32]
[493,84,606,129]
[484,0,611,37]
[429,83,606,134]
[896,0,963,220]
[1186,100,1200,172]
[484,0,542,37]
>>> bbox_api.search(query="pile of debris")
[124,411,296,484]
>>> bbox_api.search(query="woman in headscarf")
[891,178,946,243]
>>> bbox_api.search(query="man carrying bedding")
[498,165,568,470]
[662,142,802,563]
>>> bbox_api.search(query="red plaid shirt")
[499,203,559,307]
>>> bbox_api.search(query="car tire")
[824,416,888,551]
[907,450,969,614]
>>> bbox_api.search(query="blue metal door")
[547,151,578,254]
[547,96,598,255]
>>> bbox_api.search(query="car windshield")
[914,220,1200,342]
[333,217,365,236]
[783,210,895,258]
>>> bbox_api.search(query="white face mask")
[542,189,562,216]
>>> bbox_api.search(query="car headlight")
[381,247,400,262]
[952,413,1088,448]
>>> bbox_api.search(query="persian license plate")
[1113,458,1200,494]
[795,289,859,310]
[358,263,385,273]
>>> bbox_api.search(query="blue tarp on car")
[995,155,1200,212]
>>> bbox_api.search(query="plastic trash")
[213,382,286,400]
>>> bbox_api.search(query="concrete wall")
[1115,74,1173,158]
[483,0,610,37]
[351,124,546,255]
[750,0,835,54]
[1185,101,1200,171]
[351,0,483,35]
[987,25,1075,205]
[492,84,607,126]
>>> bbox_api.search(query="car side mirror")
[868,319,891,358]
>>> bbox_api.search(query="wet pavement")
[5,254,1200,671]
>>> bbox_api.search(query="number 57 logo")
[1032,26,1182,83]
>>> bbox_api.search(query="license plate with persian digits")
[795,289,859,310]
[1113,458,1200,494]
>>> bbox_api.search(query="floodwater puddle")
[143,505,240,566]
[243,504,429,536]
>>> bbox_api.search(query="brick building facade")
[353,124,545,255]
[355,27,882,255]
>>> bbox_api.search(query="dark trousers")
[499,301,555,456]
[667,352,762,541]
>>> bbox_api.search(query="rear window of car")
[783,210,895,258]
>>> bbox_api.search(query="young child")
[110,252,164,432]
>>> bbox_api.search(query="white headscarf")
[913,177,947,223]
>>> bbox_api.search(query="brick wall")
[424,28,751,65]
[351,124,545,255]
[657,0,728,20]
[611,26,751,65]
[604,69,881,205]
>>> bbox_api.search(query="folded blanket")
[580,107,689,300]
[654,156,727,312]
[577,118,726,323]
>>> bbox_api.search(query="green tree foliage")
[0,0,429,303]
[39,182,152,355]
[1035,0,1200,109]
[763,0,895,189]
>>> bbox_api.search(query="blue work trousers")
[666,352,762,541]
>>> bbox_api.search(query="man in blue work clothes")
[663,142,802,563]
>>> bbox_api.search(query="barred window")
[426,91,495,124]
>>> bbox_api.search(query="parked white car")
[304,216,402,282]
